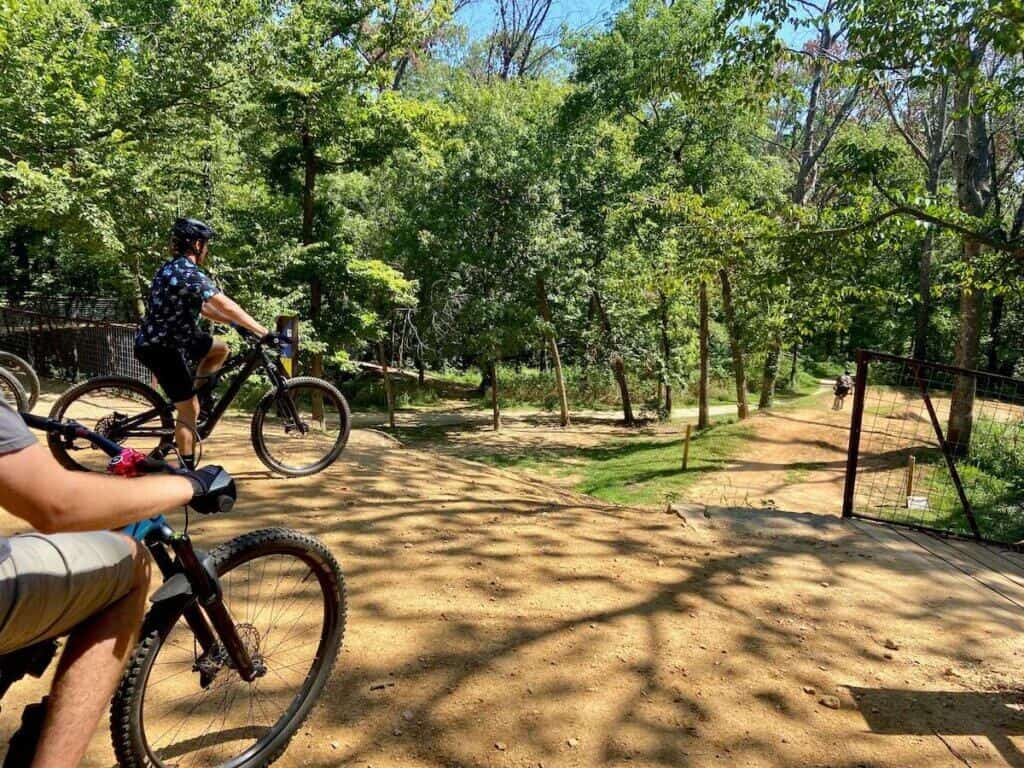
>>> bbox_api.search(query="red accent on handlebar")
[108,448,150,478]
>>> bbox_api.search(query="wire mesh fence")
[843,350,1024,546]
[0,306,149,384]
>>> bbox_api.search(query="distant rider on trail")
[832,369,854,411]
[134,218,272,468]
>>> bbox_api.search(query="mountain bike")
[3,412,346,768]
[47,327,351,476]
[0,351,39,411]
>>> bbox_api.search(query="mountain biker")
[0,399,227,768]
[833,369,854,410]
[135,218,271,469]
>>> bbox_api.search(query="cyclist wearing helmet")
[135,218,270,468]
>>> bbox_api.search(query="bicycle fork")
[146,527,264,684]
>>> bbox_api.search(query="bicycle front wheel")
[111,528,346,768]
[0,351,39,411]
[251,377,351,477]
[48,376,174,472]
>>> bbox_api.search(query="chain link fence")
[843,350,1024,546]
[0,303,148,384]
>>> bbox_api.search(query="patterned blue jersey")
[136,257,221,350]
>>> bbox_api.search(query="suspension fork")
[148,529,260,682]
[265,357,305,432]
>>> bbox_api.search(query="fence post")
[842,350,869,518]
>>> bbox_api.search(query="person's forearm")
[201,306,235,325]
[41,473,193,532]
[207,295,268,337]
[0,444,193,533]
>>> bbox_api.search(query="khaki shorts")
[0,532,137,655]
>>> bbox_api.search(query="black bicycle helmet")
[171,217,216,255]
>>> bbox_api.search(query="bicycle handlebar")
[19,412,236,517]
[21,412,125,459]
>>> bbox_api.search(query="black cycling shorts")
[134,335,213,403]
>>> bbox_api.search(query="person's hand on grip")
[177,465,236,514]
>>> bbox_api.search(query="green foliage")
[2,0,1024,424]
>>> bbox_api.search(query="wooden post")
[681,423,693,471]
[377,341,395,429]
[491,358,501,431]
[905,455,916,501]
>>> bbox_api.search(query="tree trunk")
[490,358,501,431]
[758,339,781,410]
[202,144,215,220]
[535,276,570,427]
[946,62,990,454]
[718,268,748,420]
[378,341,395,430]
[611,355,635,426]
[477,362,492,396]
[301,107,325,420]
[593,289,635,426]
[947,260,982,454]
[698,280,709,430]
[416,354,426,385]
[987,293,1004,373]
[913,227,934,360]
[659,292,672,419]
[11,227,31,301]
[788,346,798,389]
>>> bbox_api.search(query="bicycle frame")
[195,342,290,438]
[2,414,262,695]
[105,340,301,450]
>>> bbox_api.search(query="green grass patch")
[866,418,1024,543]
[784,460,828,484]
[453,419,753,507]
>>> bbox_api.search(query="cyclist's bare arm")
[201,304,235,326]
[203,293,268,338]
[0,443,192,533]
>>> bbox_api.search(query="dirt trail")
[685,395,853,513]
[2,407,1024,767]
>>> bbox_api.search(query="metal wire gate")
[843,350,1024,546]
[0,305,148,384]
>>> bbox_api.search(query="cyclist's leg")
[174,396,200,464]
[136,344,199,463]
[194,338,229,389]
[0,532,148,768]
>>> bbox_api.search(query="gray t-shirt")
[0,400,37,563]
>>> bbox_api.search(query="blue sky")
[456,0,624,40]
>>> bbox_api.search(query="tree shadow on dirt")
[169,430,1024,768]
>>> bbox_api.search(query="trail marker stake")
[681,423,692,471]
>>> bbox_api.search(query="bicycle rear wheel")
[0,351,39,411]
[0,367,26,411]
[111,528,345,768]
[251,377,351,477]
[48,376,174,472]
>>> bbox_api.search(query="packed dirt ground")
[3,393,1024,767]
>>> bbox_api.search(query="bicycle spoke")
[138,546,336,768]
